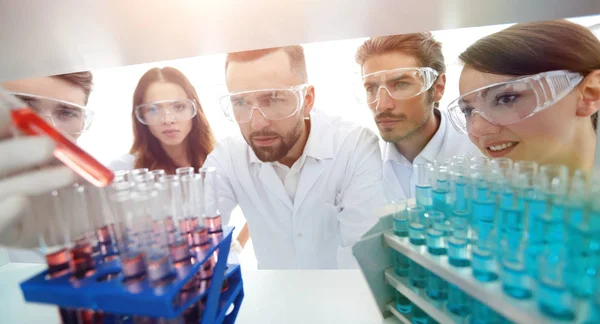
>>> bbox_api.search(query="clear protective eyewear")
[12,92,94,135]
[135,99,198,126]
[219,84,310,124]
[447,70,584,134]
[354,67,439,106]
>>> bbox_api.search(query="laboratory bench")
[0,262,400,324]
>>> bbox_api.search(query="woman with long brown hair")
[447,20,600,171]
[110,67,215,173]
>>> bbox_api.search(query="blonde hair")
[355,33,445,74]
[225,46,308,82]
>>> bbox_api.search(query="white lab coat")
[383,109,481,201]
[204,111,385,270]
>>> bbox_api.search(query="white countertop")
[0,263,399,324]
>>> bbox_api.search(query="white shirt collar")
[249,111,334,165]
[383,108,447,167]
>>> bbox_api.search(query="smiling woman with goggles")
[448,70,584,133]
[454,20,600,172]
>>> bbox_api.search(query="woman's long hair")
[130,67,215,174]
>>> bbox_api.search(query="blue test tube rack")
[20,226,243,324]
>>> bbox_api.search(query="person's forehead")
[362,52,420,76]
[459,66,516,94]
[143,82,188,103]
[1,76,86,106]
[226,50,300,93]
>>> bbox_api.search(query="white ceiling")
[1,0,599,82]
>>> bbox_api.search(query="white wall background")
[77,15,600,269]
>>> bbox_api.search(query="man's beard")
[376,98,433,143]
[246,120,304,162]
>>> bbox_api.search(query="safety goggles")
[219,84,310,124]
[12,92,94,135]
[354,67,439,106]
[447,70,584,134]
[135,99,198,126]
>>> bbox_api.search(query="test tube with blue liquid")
[415,162,433,210]
[426,271,447,301]
[470,162,499,282]
[409,260,427,289]
[537,246,574,320]
[395,290,413,314]
[565,169,596,298]
[451,158,471,213]
[426,210,446,255]
[408,206,427,246]
[432,162,451,219]
[470,299,502,324]
[392,201,409,237]
[412,305,435,324]
[447,283,471,318]
[489,158,514,253]
[448,211,470,267]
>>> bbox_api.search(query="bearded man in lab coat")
[354,33,480,201]
[205,46,385,269]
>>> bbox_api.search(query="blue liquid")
[454,181,469,211]
[394,218,409,237]
[409,223,426,246]
[412,307,432,324]
[526,198,546,246]
[416,185,432,209]
[426,228,446,255]
[471,299,501,324]
[501,264,532,299]
[432,187,450,215]
[447,284,471,317]
[472,247,498,282]
[448,237,470,267]
[394,250,410,277]
[537,280,575,320]
[410,261,427,288]
[395,291,412,314]
[427,273,448,301]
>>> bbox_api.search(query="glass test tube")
[180,174,201,247]
[570,170,600,298]
[412,304,433,324]
[537,246,574,320]
[395,290,412,314]
[65,184,96,280]
[409,260,427,289]
[86,185,120,263]
[150,169,166,182]
[112,192,147,282]
[391,201,409,237]
[470,163,498,282]
[200,167,223,234]
[426,210,446,255]
[490,158,514,252]
[426,272,447,301]
[414,163,433,210]
[431,162,451,222]
[470,299,502,324]
[34,190,78,324]
[136,185,175,286]
[408,206,427,246]
[451,159,471,213]
[393,250,409,277]
[448,210,470,267]
[447,283,471,317]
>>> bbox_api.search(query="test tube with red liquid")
[112,192,148,283]
[85,185,119,263]
[0,86,114,187]
[36,190,78,324]
[179,174,203,247]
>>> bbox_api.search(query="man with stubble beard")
[354,33,480,201]
[204,46,385,269]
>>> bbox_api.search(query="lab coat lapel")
[258,163,293,210]
[383,163,407,201]
[294,158,325,213]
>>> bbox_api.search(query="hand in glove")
[0,101,76,248]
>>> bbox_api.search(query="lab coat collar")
[249,111,335,165]
[383,108,446,167]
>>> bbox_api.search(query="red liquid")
[11,107,114,187]
[122,253,147,280]
[165,217,175,232]
[147,254,173,284]
[45,249,78,324]
[203,215,222,233]
[70,242,95,279]
[191,227,208,247]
